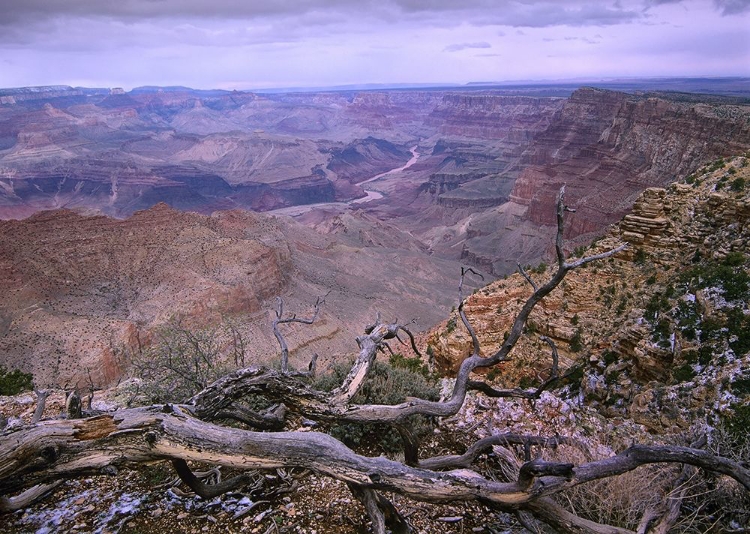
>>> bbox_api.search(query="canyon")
[1,82,749,388]
[1,80,750,533]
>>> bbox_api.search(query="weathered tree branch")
[2,408,747,518]
[458,267,484,356]
[273,296,324,373]
[0,482,62,513]
[171,459,253,499]
[213,403,287,431]
[32,390,49,424]
[518,262,539,292]
[420,433,582,471]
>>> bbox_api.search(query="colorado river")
[358,145,420,185]
[270,145,420,216]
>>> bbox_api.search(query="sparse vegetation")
[731,176,746,192]
[127,318,245,404]
[569,328,584,352]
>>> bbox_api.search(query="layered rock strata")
[423,155,750,433]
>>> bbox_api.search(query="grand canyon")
[1,83,749,388]
[2,79,750,533]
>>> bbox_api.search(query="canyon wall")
[454,88,750,273]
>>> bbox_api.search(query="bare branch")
[349,484,386,534]
[517,459,573,490]
[467,363,580,402]
[330,320,404,405]
[395,424,420,467]
[458,267,484,356]
[213,404,287,431]
[0,482,62,513]
[171,459,253,499]
[273,296,325,373]
[517,511,544,534]
[397,326,422,357]
[420,433,582,471]
[539,336,559,379]
[518,262,539,291]
[556,444,750,492]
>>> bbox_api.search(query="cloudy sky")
[0,0,748,90]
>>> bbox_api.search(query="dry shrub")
[125,317,249,404]
[545,444,675,530]
[540,433,750,532]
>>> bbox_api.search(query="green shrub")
[445,317,457,334]
[644,292,670,322]
[680,252,749,301]
[672,363,696,383]
[0,365,34,395]
[602,350,618,366]
[518,376,539,389]
[389,352,431,378]
[313,360,439,454]
[570,329,584,352]
[720,403,750,449]
[726,307,750,355]
[633,248,647,265]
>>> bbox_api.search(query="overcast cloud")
[0,0,747,90]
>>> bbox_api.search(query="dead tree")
[1,188,748,533]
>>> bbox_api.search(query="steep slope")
[452,89,750,273]
[425,154,750,432]
[0,204,465,389]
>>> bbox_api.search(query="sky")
[0,0,748,91]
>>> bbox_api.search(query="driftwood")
[2,187,747,533]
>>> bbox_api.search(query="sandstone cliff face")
[427,94,564,140]
[424,155,750,433]
[0,203,465,389]
[455,89,750,273]
[512,88,750,231]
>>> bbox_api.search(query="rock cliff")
[455,88,750,273]
[424,154,750,433]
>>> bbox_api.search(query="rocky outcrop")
[424,156,750,433]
